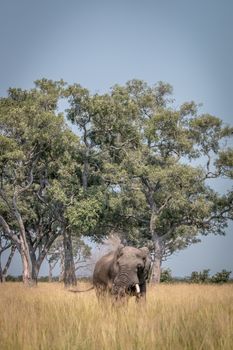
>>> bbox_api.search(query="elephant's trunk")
[113,271,131,289]
[113,266,140,295]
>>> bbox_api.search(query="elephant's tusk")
[135,284,140,294]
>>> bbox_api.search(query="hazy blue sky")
[1,0,232,276]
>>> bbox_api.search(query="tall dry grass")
[0,282,233,350]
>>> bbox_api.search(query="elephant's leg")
[95,287,102,299]
[95,284,108,301]
[111,295,129,307]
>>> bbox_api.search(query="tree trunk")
[150,237,163,284]
[31,250,50,285]
[0,253,3,283]
[82,158,88,191]
[48,263,53,282]
[149,207,163,284]
[0,213,33,284]
[13,203,34,285]
[63,229,77,287]
[19,235,36,286]
[21,250,32,285]
[58,246,65,282]
[1,245,16,282]
[59,262,64,282]
[31,259,39,285]
[31,233,60,284]
[2,275,6,283]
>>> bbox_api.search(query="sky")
[1,0,233,277]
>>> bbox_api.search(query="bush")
[189,271,200,283]
[5,275,23,282]
[199,269,210,283]
[211,269,232,284]
[189,269,210,283]
[38,276,49,282]
[160,268,173,283]
[188,269,232,284]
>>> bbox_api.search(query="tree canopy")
[0,78,232,284]
[65,79,233,282]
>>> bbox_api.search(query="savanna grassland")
[0,283,233,350]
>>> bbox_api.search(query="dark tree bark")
[1,245,16,282]
[0,253,3,283]
[48,262,53,282]
[30,254,39,285]
[0,237,14,282]
[63,229,77,287]
[59,253,64,282]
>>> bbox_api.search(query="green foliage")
[64,79,233,264]
[1,78,232,283]
[5,275,23,282]
[159,269,232,284]
[0,79,87,283]
[189,269,210,283]
[160,268,173,283]
[211,269,232,284]
[188,269,232,284]
[216,148,233,178]
[65,190,105,234]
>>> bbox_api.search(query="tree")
[211,269,232,283]
[65,80,233,284]
[1,78,232,286]
[189,271,200,283]
[46,239,61,282]
[63,85,116,257]
[0,79,81,285]
[189,269,232,283]
[47,236,92,282]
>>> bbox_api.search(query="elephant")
[93,244,151,301]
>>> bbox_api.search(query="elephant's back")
[93,251,115,287]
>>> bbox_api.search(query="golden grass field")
[0,283,233,350]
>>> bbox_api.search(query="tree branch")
[157,195,172,214]
[0,215,21,247]
[75,263,94,272]
[2,244,16,276]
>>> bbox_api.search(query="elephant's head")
[112,245,151,297]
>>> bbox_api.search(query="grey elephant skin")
[93,245,151,300]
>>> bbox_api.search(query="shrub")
[160,268,173,283]
[211,269,232,284]
[189,271,200,283]
[189,269,210,283]
[5,275,23,282]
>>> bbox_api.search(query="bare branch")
[2,244,16,276]
[0,215,21,247]
[75,263,94,272]
[157,195,172,214]
[0,241,11,254]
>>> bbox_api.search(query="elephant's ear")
[115,244,124,259]
[140,247,150,258]
[140,247,151,280]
